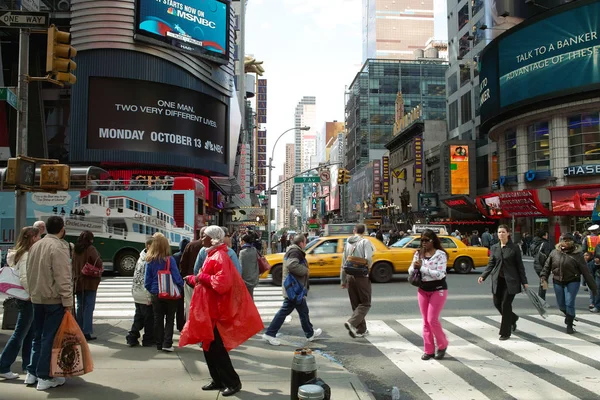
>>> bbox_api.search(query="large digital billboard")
[87,77,228,167]
[135,0,230,64]
[450,145,470,195]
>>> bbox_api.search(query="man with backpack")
[530,230,552,300]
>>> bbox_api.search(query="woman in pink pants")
[408,229,449,360]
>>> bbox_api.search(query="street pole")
[15,27,30,235]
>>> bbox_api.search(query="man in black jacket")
[530,231,552,300]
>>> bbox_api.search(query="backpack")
[532,242,548,267]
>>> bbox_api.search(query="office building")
[282,143,295,228]
[293,96,317,217]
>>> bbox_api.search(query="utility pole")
[15,20,30,234]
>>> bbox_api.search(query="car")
[388,235,490,275]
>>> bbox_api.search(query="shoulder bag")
[256,249,271,274]
[408,252,422,287]
[158,258,182,300]
[343,239,369,276]
[81,256,104,278]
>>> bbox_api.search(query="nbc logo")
[167,7,174,15]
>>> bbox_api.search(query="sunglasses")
[421,238,431,243]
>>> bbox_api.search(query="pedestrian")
[231,229,240,255]
[478,225,528,341]
[584,225,600,253]
[583,252,598,312]
[126,238,155,347]
[33,221,46,237]
[481,228,492,249]
[194,228,241,275]
[179,227,206,277]
[408,229,449,360]
[173,238,190,332]
[262,234,322,346]
[26,216,72,390]
[541,233,597,334]
[181,225,263,397]
[470,230,481,247]
[589,255,600,313]
[0,227,40,380]
[280,232,288,252]
[71,231,102,341]
[375,230,384,243]
[529,230,552,300]
[341,224,374,339]
[144,232,184,352]
[239,234,260,298]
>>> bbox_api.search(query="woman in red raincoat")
[180,225,263,397]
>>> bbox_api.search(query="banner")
[373,160,381,196]
[414,137,423,183]
[257,80,267,124]
[382,156,390,193]
[256,130,267,192]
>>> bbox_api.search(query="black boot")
[565,314,576,334]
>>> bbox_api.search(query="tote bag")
[158,258,182,300]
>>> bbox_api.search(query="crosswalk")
[366,314,600,400]
[94,277,286,321]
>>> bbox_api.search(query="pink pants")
[417,288,448,355]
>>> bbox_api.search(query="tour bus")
[0,169,206,275]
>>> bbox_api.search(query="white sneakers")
[307,328,322,342]
[162,346,175,352]
[0,371,19,380]
[262,334,281,346]
[24,372,37,385]
[345,321,359,338]
[284,315,293,324]
[36,377,66,391]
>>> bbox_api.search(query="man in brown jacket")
[26,216,73,391]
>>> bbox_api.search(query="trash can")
[2,297,18,330]
[298,384,325,400]
[291,348,317,400]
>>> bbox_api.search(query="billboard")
[450,145,470,195]
[87,77,228,168]
[550,186,600,215]
[135,0,230,64]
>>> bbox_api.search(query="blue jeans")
[554,281,580,317]
[593,277,600,309]
[76,291,97,335]
[0,300,34,373]
[28,304,65,379]
[265,298,314,338]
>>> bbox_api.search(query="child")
[584,252,597,312]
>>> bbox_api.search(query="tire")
[115,250,139,276]
[370,262,393,283]
[271,264,283,286]
[453,257,473,274]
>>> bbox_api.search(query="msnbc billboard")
[480,0,600,131]
[135,0,230,64]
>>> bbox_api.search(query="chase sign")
[564,164,600,177]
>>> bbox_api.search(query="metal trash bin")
[298,384,325,400]
[2,298,18,330]
[291,348,317,400]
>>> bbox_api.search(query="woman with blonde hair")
[0,226,40,381]
[144,233,184,352]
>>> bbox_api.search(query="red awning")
[499,190,551,217]
[548,184,600,216]
[445,220,496,225]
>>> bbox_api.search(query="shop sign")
[499,190,551,217]
[373,160,381,195]
[534,218,549,223]
[418,193,439,211]
[382,156,390,193]
[414,137,423,183]
[564,164,600,177]
[442,196,479,215]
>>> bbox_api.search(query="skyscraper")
[362,0,435,61]
[293,96,317,216]
[282,143,295,228]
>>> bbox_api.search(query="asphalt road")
[271,258,599,400]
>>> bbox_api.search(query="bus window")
[90,195,99,205]
[197,199,204,215]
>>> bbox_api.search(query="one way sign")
[0,11,49,28]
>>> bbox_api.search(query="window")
[449,100,459,131]
[406,238,421,249]
[472,0,484,16]
[448,72,458,96]
[505,129,517,176]
[460,92,472,124]
[458,33,470,60]
[460,64,470,87]
[311,240,338,254]
[528,122,550,170]
[473,21,485,46]
[568,113,600,164]
[458,4,469,31]
[440,238,457,248]
[476,155,489,189]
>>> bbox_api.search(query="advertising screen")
[551,187,600,215]
[450,145,470,195]
[484,195,503,217]
[498,0,600,108]
[479,41,500,125]
[87,77,227,167]
[135,0,230,64]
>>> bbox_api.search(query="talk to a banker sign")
[498,0,600,108]
[87,77,227,165]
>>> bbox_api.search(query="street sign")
[0,11,49,28]
[319,170,330,185]
[294,176,320,184]
[269,190,277,195]
[0,87,18,110]
[20,0,40,12]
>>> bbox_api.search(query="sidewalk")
[0,318,375,400]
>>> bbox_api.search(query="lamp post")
[267,126,310,254]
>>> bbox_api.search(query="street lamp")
[267,126,310,254]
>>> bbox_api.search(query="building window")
[505,129,517,176]
[460,64,470,86]
[476,155,489,189]
[448,72,458,96]
[460,92,472,124]
[527,122,550,170]
[458,33,470,60]
[568,113,600,164]
[449,100,459,131]
[473,21,484,46]
[458,4,469,31]
[472,0,484,16]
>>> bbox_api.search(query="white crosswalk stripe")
[94,277,286,321]
[365,315,600,400]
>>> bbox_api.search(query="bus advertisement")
[0,177,205,275]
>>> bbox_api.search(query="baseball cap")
[560,233,575,242]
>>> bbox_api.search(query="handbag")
[81,256,103,278]
[343,240,369,276]
[257,251,271,274]
[408,268,422,287]
[158,258,182,300]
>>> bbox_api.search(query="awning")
[445,220,496,225]
[547,184,600,216]
[499,190,551,217]
[442,196,480,215]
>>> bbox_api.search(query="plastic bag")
[51,312,94,377]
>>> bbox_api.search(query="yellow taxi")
[261,234,489,285]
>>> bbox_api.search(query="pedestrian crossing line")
[530,314,600,341]
[399,318,577,400]
[454,316,600,398]
[365,320,489,400]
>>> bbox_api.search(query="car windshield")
[305,239,319,250]
[391,237,414,248]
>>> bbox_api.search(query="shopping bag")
[0,267,28,300]
[51,312,93,377]
[158,258,181,300]
[184,284,193,320]
[524,287,548,319]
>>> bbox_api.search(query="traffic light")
[40,164,70,191]
[337,169,345,184]
[46,25,77,85]
[343,169,351,184]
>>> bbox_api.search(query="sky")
[245,0,448,194]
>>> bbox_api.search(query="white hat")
[589,224,600,231]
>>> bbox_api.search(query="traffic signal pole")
[15,26,30,234]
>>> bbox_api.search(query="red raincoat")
[179,243,263,351]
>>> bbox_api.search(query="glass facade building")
[344,58,448,171]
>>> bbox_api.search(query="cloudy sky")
[245,0,447,186]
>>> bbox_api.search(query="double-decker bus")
[0,168,205,275]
